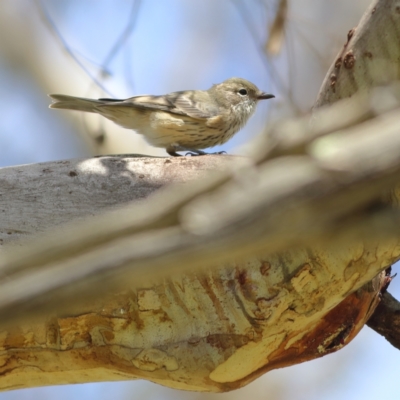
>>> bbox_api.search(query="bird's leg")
[184,150,207,156]
[167,145,227,157]
[167,145,205,157]
[166,149,182,157]
[185,150,227,156]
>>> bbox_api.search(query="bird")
[49,77,274,156]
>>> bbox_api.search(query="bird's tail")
[49,94,104,113]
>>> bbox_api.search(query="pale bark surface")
[0,155,241,247]
[0,0,400,393]
[315,0,400,106]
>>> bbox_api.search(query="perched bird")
[49,77,274,156]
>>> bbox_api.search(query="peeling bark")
[0,0,400,393]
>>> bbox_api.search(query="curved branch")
[0,0,399,393]
[367,291,400,349]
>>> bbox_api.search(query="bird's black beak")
[258,93,275,100]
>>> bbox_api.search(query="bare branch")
[367,290,400,350]
[1,86,400,324]
[0,0,400,392]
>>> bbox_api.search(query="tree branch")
[1,87,400,323]
[0,0,399,393]
[367,290,400,349]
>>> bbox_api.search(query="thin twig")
[35,0,113,95]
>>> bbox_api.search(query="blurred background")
[0,0,399,399]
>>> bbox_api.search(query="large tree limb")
[0,0,400,393]
[313,0,400,347]
[0,91,399,392]
[1,86,400,323]
[314,0,400,106]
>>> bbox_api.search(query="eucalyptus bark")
[0,0,400,393]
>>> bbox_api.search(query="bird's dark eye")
[238,89,248,96]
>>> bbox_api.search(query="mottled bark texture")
[0,0,400,393]
[314,0,400,349]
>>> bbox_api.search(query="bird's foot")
[167,145,227,157]
[184,150,227,156]
[185,150,207,156]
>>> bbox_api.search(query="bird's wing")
[166,92,219,119]
[98,91,219,120]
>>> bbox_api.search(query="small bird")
[49,77,274,156]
